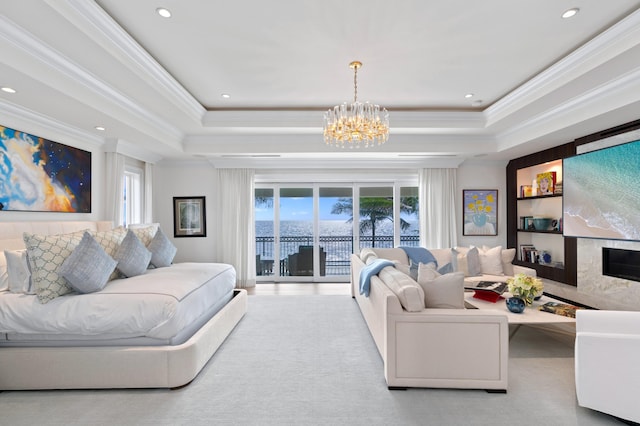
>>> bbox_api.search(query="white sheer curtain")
[105,152,125,226]
[419,168,458,248]
[213,168,256,288]
[143,162,154,224]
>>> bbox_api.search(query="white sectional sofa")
[351,246,536,391]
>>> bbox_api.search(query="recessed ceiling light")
[1,87,16,94]
[464,93,474,99]
[156,7,172,18]
[221,93,231,99]
[562,8,579,19]
[95,126,106,131]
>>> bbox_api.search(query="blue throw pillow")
[148,228,177,268]
[59,232,117,293]
[114,230,152,277]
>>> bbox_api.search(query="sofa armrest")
[575,311,640,423]
[576,310,640,335]
[512,264,536,277]
[385,309,509,390]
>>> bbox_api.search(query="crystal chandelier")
[323,61,389,148]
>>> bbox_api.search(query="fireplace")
[603,247,640,282]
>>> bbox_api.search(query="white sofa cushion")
[377,266,425,312]
[359,248,379,265]
[417,263,465,309]
[5,249,32,294]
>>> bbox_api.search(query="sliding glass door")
[255,182,417,282]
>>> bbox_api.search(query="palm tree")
[331,196,418,247]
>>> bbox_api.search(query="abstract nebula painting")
[0,125,91,212]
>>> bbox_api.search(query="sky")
[255,197,348,221]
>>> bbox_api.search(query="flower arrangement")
[506,273,543,306]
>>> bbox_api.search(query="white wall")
[456,160,507,249]
[153,160,217,262]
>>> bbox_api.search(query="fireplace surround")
[602,247,640,282]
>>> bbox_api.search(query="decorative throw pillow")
[437,262,454,274]
[0,252,8,292]
[5,249,33,294]
[478,245,504,275]
[148,228,177,268]
[500,248,517,276]
[417,263,465,309]
[59,232,117,293]
[113,230,152,277]
[23,230,85,303]
[128,224,158,247]
[92,227,127,280]
[451,247,481,277]
[377,266,425,312]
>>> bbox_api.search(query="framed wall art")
[173,196,206,237]
[463,189,498,236]
[0,125,91,212]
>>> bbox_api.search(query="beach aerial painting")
[0,125,91,212]
[563,139,640,241]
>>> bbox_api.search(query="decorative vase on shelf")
[506,297,526,313]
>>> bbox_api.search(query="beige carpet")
[0,296,624,425]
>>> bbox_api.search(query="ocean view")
[255,220,419,274]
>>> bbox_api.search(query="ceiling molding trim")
[103,138,164,164]
[202,110,486,129]
[485,8,640,128]
[0,14,183,143]
[51,0,206,124]
[496,64,640,150]
[205,157,465,169]
[0,100,103,146]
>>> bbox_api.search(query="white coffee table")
[464,292,576,338]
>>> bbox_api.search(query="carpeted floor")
[0,296,624,425]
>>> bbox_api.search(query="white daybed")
[0,221,247,390]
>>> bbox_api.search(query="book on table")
[538,301,583,318]
[465,281,508,303]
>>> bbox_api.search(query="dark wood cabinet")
[506,143,577,286]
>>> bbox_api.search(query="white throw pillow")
[0,252,8,292]
[5,249,32,294]
[417,263,465,309]
[478,245,504,275]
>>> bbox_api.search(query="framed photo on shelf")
[462,189,498,236]
[173,196,207,238]
[536,171,556,196]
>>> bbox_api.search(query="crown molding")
[0,13,183,144]
[206,156,466,169]
[202,109,486,129]
[485,8,640,128]
[49,0,206,124]
[496,64,640,150]
[103,138,164,164]
[0,100,103,147]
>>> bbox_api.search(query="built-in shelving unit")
[506,143,577,286]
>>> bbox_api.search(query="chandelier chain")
[353,65,358,103]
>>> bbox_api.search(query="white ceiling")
[1,0,640,168]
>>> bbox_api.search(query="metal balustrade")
[256,235,419,276]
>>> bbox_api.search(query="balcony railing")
[256,235,419,276]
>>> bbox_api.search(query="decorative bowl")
[532,217,552,231]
